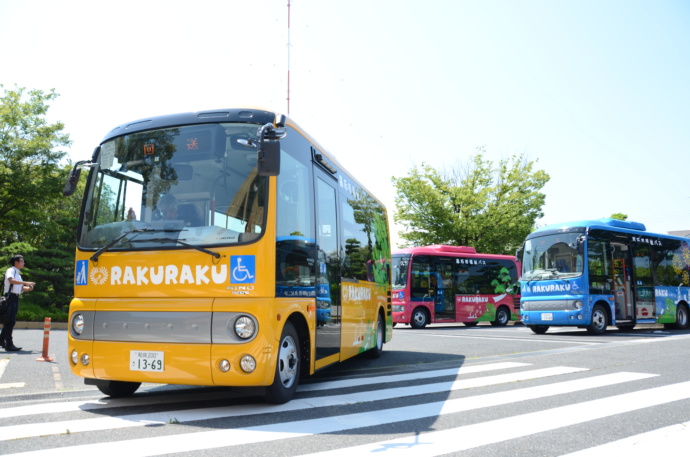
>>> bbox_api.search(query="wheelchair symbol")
[231,256,256,283]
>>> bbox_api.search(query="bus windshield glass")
[522,232,584,281]
[79,122,267,250]
[392,254,411,289]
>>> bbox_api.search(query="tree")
[0,85,71,245]
[610,213,628,221]
[1,85,77,318]
[392,149,549,254]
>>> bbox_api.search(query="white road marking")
[0,365,588,441]
[561,421,690,456]
[298,379,690,457]
[1,371,655,455]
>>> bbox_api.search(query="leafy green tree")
[610,213,628,221]
[0,86,76,319]
[0,85,71,245]
[393,149,549,254]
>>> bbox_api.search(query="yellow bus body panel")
[340,281,389,360]
[68,294,316,387]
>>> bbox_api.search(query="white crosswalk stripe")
[0,361,687,456]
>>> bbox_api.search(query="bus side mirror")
[256,118,286,176]
[515,248,523,263]
[63,164,83,197]
[258,139,281,176]
[64,149,100,197]
[577,235,586,255]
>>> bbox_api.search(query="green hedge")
[17,302,69,323]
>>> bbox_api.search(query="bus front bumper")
[520,298,586,326]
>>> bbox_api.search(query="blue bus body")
[519,218,690,334]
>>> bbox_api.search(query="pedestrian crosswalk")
[0,360,688,456]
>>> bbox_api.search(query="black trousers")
[0,293,19,345]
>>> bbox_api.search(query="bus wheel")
[674,304,690,330]
[529,325,549,334]
[365,313,385,359]
[491,307,510,326]
[410,308,429,329]
[264,321,300,404]
[97,381,141,398]
[587,305,608,335]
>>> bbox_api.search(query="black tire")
[410,307,429,329]
[587,304,608,335]
[264,321,301,404]
[97,381,141,398]
[463,322,479,327]
[490,306,510,326]
[674,304,690,330]
[529,325,549,334]
[365,313,385,359]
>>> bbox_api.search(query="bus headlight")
[572,300,583,310]
[240,355,256,373]
[72,314,85,335]
[234,316,257,339]
[71,350,79,365]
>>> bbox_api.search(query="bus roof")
[528,218,688,241]
[393,245,516,260]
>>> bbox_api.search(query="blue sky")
[2,0,689,248]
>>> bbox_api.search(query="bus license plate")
[541,313,553,321]
[130,350,165,372]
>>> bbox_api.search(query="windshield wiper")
[525,268,560,284]
[131,237,221,259]
[90,228,183,262]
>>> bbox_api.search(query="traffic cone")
[35,317,54,362]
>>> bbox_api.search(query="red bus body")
[392,245,521,328]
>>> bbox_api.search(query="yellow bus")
[63,108,392,403]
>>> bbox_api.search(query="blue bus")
[519,218,690,334]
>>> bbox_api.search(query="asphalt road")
[1,323,690,456]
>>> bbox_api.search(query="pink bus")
[392,245,521,328]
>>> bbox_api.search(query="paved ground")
[0,325,95,400]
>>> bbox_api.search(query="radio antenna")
[287,0,291,115]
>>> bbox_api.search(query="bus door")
[611,243,634,320]
[435,257,455,320]
[314,172,341,366]
[631,244,655,320]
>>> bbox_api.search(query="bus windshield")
[522,232,584,281]
[392,254,411,289]
[79,122,266,250]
